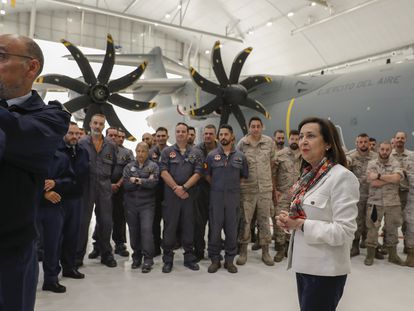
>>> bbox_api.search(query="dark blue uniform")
[206,146,248,262]
[0,129,5,159]
[149,145,165,254]
[37,150,74,286]
[123,159,159,266]
[59,141,89,272]
[193,142,217,259]
[0,91,70,311]
[160,144,203,265]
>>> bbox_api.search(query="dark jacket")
[58,140,90,199]
[0,91,70,251]
[39,150,75,208]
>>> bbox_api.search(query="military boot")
[207,260,221,273]
[224,260,238,273]
[273,245,286,262]
[375,246,384,260]
[387,246,405,266]
[251,240,261,251]
[364,247,375,266]
[350,239,360,257]
[262,245,274,266]
[405,248,414,267]
[236,244,248,265]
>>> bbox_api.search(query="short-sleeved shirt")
[347,150,377,197]
[273,147,301,193]
[236,134,275,193]
[367,157,404,206]
[205,146,248,193]
[391,149,412,191]
[159,143,203,185]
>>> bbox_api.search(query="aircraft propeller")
[189,41,272,135]
[35,34,156,141]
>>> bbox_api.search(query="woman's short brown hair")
[298,117,347,167]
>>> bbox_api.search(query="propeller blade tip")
[149,102,157,108]
[35,77,44,83]
[265,76,272,82]
[127,136,136,142]
[107,34,113,44]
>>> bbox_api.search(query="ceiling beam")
[43,0,244,43]
[292,0,382,35]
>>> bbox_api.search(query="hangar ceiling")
[1,0,414,76]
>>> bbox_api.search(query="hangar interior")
[1,1,414,310]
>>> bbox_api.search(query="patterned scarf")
[289,157,335,219]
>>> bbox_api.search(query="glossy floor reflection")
[35,242,413,311]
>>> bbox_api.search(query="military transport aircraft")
[35,35,414,148]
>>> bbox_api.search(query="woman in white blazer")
[277,117,359,311]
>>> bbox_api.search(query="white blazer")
[287,164,359,276]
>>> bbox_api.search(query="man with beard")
[273,129,285,151]
[205,124,248,273]
[193,124,218,261]
[272,130,301,262]
[392,131,411,251]
[347,133,377,256]
[76,114,118,268]
[188,126,196,146]
[59,122,89,280]
[365,141,405,266]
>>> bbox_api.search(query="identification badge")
[169,151,176,159]
[214,154,221,161]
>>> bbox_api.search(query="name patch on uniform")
[105,153,113,160]
[169,151,176,159]
[214,154,221,161]
[131,166,137,172]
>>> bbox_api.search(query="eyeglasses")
[0,52,34,62]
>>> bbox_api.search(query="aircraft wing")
[34,78,191,95]
[64,53,189,77]
[126,78,191,94]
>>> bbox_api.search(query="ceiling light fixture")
[165,13,171,18]
[266,21,273,26]
[205,50,210,54]
[0,10,5,15]
[287,12,294,17]
[311,2,317,6]
[1,0,6,4]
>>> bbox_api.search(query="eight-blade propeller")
[36,34,156,141]
[189,41,271,135]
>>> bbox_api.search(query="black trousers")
[296,273,347,311]
[61,198,82,271]
[37,206,64,284]
[194,184,210,256]
[0,241,38,311]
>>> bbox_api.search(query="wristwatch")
[182,184,188,192]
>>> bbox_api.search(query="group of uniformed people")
[2,33,414,311]
[347,131,414,267]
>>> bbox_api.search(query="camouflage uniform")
[366,158,404,248]
[403,154,414,248]
[392,149,412,237]
[347,150,377,243]
[237,134,275,246]
[273,147,300,247]
[391,149,411,210]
